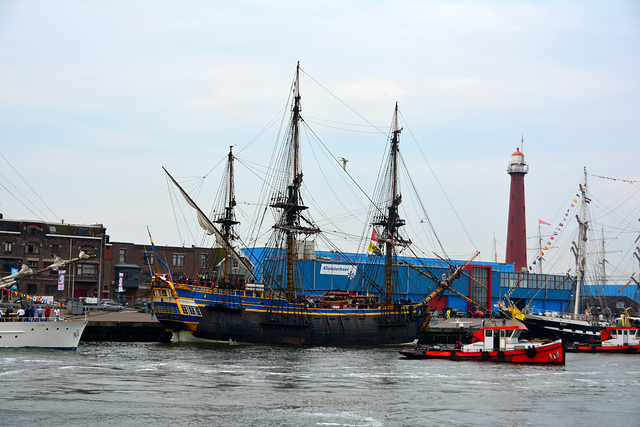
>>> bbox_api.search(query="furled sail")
[0,251,91,288]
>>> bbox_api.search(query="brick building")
[103,240,224,304]
[0,216,223,305]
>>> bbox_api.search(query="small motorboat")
[399,323,565,365]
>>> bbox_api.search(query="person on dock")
[45,305,51,321]
[37,306,43,321]
[55,308,60,321]
[17,307,25,321]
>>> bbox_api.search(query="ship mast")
[373,103,408,304]
[214,146,240,283]
[270,62,320,302]
[572,167,589,315]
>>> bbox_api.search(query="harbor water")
[1,343,638,426]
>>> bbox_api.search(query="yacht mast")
[538,223,543,274]
[572,167,589,315]
[601,227,607,286]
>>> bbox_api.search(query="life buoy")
[627,346,637,354]
[481,351,490,360]
[497,350,505,359]
[526,347,537,358]
[590,345,597,353]
[449,351,456,356]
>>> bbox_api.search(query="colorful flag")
[367,228,382,256]
[538,219,550,225]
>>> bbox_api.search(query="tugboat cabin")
[470,325,527,351]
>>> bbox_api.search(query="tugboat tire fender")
[481,351,490,360]
[497,350,505,359]
[526,347,537,358]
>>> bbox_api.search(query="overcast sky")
[1,1,639,279]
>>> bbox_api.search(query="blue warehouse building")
[241,248,608,316]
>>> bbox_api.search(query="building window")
[200,253,207,269]
[27,260,38,268]
[27,284,37,294]
[25,244,40,254]
[46,285,58,294]
[4,242,12,254]
[173,253,185,267]
[77,264,96,276]
[51,244,60,256]
[143,252,155,265]
[471,267,489,311]
[25,225,41,236]
[141,270,153,284]
[0,259,20,273]
[119,248,126,263]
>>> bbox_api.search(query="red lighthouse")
[505,147,529,271]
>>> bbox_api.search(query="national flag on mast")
[538,219,551,225]
[368,228,382,256]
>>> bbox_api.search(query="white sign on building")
[319,264,357,279]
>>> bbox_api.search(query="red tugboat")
[566,311,640,353]
[399,324,565,365]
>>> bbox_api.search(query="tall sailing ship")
[150,63,474,345]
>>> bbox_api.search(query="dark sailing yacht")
[502,168,609,342]
[150,63,473,345]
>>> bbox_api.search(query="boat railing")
[0,315,69,322]
[533,309,614,326]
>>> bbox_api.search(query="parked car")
[471,309,486,318]
[134,298,151,309]
[99,300,123,311]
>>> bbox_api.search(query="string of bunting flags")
[1,287,64,306]
[527,190,583,272]
[591,173,640,184]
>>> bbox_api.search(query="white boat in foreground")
[0,319,87,350]
[0,252,92,350]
